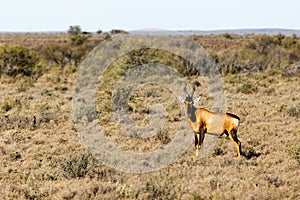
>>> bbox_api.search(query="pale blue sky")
[1,0,299,32]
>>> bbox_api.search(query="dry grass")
[0,68,299,199]
[0,34,300,199]
[0,33,69,48]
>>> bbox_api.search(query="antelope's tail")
[226,112,240,128]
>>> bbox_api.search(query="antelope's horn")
[190,84,195,97]
[183,83,188,96]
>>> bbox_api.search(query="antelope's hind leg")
[229,129,242,157]
[219,130,229,138]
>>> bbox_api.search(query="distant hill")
[178,28,300,36]
[131,28,300,36]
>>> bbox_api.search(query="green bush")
[0,45,39,76]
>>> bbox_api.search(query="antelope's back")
[205,112,228,134]
[226,112,240,129]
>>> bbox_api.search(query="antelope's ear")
[177,96,185,104]
[193,97,200,103]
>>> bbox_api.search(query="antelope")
[178,84,241,157]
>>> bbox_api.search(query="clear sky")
[1,0,300,32]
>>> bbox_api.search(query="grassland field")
[0,33,299,199]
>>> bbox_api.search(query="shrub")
[2,102,12,112]
[155,129,171,144]
[190,194,205,200]
[241,42,272,71]
[222,33,233,40]
[256,34,279,54]
[41,44,70,67]
[286,106,300,117]
[282,34,298,48]
[10,151,22,161]
[265,68,282,76]
[60,152,91,178]
[287,144,300,164]
[110,29,128,34]
[42,43,88,67]
[1,98,21,112]
[104,33,112,40]
[69,45,89,67]
[96,29,102,34]
[287,47,300,64]
[238,34,300,73]
[0,45,39,77]
[70,34,89,46]
[237,82,258,94]
[68,25,82,35]
[32,64,47,78]
[41,33,91,67]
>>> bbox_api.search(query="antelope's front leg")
[199,127,206,157]
[194,132,200,157]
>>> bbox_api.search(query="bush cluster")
[41,27,95,67]
[1,28,300,79]
[0,45,39,77]
[210,33,300,75]
[0,26,105,79]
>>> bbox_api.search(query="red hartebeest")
[178,84,241,157]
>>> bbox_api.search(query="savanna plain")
[0,30,299,199]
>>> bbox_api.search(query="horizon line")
[1,27,300,34]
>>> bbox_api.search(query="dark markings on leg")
[219,129,229,138]
[229,129,241,156]
[198,127,206,156]
[200,128,205,145]
[194,132,198,148]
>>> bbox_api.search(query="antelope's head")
[178,84,200,118]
